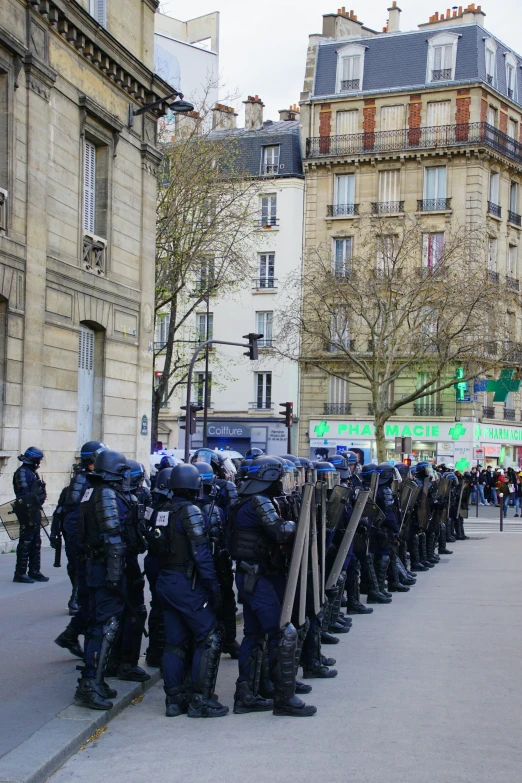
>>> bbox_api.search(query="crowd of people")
[469,464,522,515]
[8,444,471,719]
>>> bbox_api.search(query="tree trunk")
[374,418,387,462]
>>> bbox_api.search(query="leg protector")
[376,555,392,596]
[396,555,416,585]
[28,533,48,580]
[419,532,433,567]
[272,624,317,717]
[192,627,223,701]
[346,561,373,614]
[95,615,120,687]
[438,522,453,555]
[14,538,31,577]
[234,633,273,713]
[146,599,165,667]
[387,553,410,592]
[427,532,439,563]
[365,553,392,604]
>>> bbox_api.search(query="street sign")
[473,447,485,460]
[457,395,471,403]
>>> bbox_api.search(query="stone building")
[299,4,522,469]
[0,0,172,521]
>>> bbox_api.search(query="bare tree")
[277,216,510,460]
[152,103,260,449]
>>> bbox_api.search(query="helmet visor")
[295,465,305,488]
[281,470,295,495]
[221,457,237,478]
[322,471,340,490]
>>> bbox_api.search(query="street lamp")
[128,90,195,126]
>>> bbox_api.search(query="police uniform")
[13,447,47,583]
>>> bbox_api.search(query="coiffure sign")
[206,423,250,438]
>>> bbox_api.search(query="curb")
[0,663,161,783]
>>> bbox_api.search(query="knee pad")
[164,634,191,660]
[102,615,120,643]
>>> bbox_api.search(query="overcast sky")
[158,0,522,123]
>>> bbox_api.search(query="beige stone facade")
[298,8,522,465]
[0,0,171,515]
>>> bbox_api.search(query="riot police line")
[2,444,471,718]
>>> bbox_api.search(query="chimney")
[243,95,264,131]
[419,3,485,28]
[387,2,401,31]
[212,103,237,130]
[279,104,300,121]
[322,7,369,39]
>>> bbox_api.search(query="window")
[508,245,518,277]
[508,119,518,140]
[487,106,497,127]
[196,312,213,343]
[335,174,355,206]
[196,257,215,293]
[256,372,272,409]
[260,194,277,226]
[422,233,445,269]
[426,101,451,143]
[336,110,359,135]
[380,105,405,132]
[83,139,96,234]
[328,374,349,405]
[376,235,396,273]
[258,253,275,288]
[256,311,273,348]
[509,182,519,223]
[77,326,95,450]
[336,44,366,93]
[155,313,170,347]
[421,166,448,210]
[90,0,107,27]
[417,372,438,405]
[329,309,351,351]
[506,53,517,100]
[427,33,458,83]
[196,372,212,407]
[261,146,280,175]
[334,238,352,277]
[488,236,498,271]
[489,172,500,214]
[485,39,497,86]
[378,170,400,204]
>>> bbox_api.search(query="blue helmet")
[193,461,215,487]
[415,461,433,479]
[18,447,44,467]
[329,454,350,479]
[313,461,339,489]
[80,441,107,467]
[158,455,176,470]
[127,460,145,489]
[169,464,202,493]
[361,463,381,486]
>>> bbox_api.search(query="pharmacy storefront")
[309,419,522,470]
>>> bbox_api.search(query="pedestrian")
[496,474,511,517]
[515,474,522,517]
[485,466,498,506]
[471,465,487,505]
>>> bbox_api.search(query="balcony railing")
[324,403,352,415]
[507,275,520,291]
[413,404,443,416]
[252,277,277,290]
[260,164,279,175]
[327,203,359,217]
[249,401,273,410]
[504,408,516,421]
[488,201,502,218]
[487,269,500,282]
[340,78,360,91]
[508,210,521,226]
[306,122,522,170]
[417,198,451,212]
[371,201,404,215]
[431,68,452,82]
[254,216,279,228]
[483,406,495,419]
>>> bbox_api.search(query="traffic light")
[243,333,263,361]
[180,403,203,434]
[279,402,293,428]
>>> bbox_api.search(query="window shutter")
[78,325,94,372]
[379,170,399,202]
[94,0,107,26]
[336,110,358,135]
[427,101,451,127]
[77,326,95,449]
[83,140,96,234]
[380,105,405,131]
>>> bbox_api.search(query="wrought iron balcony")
[306,122,522,170]
[249,401,273,410]
[371,201,404,215]
[504,408,516,421]
[488,201,502,218]
[431,68,452,82]
[487,269,500,282]
[508,210,521,226]
[327,203,359,217]
[483,406,495,419]
[252,277,277,290]
[340,79,360,91]
[324,403,352,415]
[507,275,520,291]
[254,216,279,228]
[417,198,452,212]
[260,164,279,175]
[413,404,443,416]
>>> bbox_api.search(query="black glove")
[210,588,223,617]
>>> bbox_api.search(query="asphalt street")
[48,534,522,783]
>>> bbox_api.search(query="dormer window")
[505,53,517,101]
[427,33,459,84]
[336,44,366,93]
[485,39,498,87]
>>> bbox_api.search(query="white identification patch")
[156,510,169,527]
[81,488,93,502]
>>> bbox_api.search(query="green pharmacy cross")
[448,422,467,441]
[487,370,521,402]
[314,421,330,438]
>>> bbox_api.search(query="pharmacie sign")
[311,420,463,442]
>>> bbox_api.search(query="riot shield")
[326,484,351,534]
[457,479,470,519]
[0,500,49,540]
[280,482,313,628]
[369,470,378,502]
[417,478,431,531]
[309,495,321,616]
[316,481,328,605]
[399,481,420,536]
[325,489,369,590]
[298,512,310,628]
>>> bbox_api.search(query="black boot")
[396,555,416,586]
[365,554,392,604]
[271,624,317,716]
[446,518,457,542]
[438,522,453,555]
[295,681,313,694]
[410,534,428,571]
[376,555,392,597]
[187,628,229,718]
[222,640,240,659]
[28,535,49,581]
[419,532,434,568]
[13,539,34,583]
[346,563,373,614]
[458,518,469,540]
[321,654,336,667]
[55,624,84,658]
[387,554,410,592]
[145,599,165,668]
[68,583,79,616]
[302,618,338,679]
[74,678,113,710]
[234,635,273,714]
[118,606,151,682]
[427,533,439,564]
[165,685,189,717]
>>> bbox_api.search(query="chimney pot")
[243,95,265,130]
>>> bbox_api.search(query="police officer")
[229,456,316,717]
[54,441,107,659]
[13,447,48,583]
[360,464,393,604]
[191,448,238,514]
[74,450,130,710]
[193,461,239,658]
[155,464,229,718]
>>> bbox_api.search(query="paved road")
[49,535,522,783]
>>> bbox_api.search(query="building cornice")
[27,0,173,113]
[142,0,160,11]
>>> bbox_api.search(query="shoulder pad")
[66,471,88,506]
[251,495,280,527]
[94,485,121,532]
[225,480,239,506]
[179,503,207,542]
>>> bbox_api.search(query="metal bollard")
[499,493,504,532]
